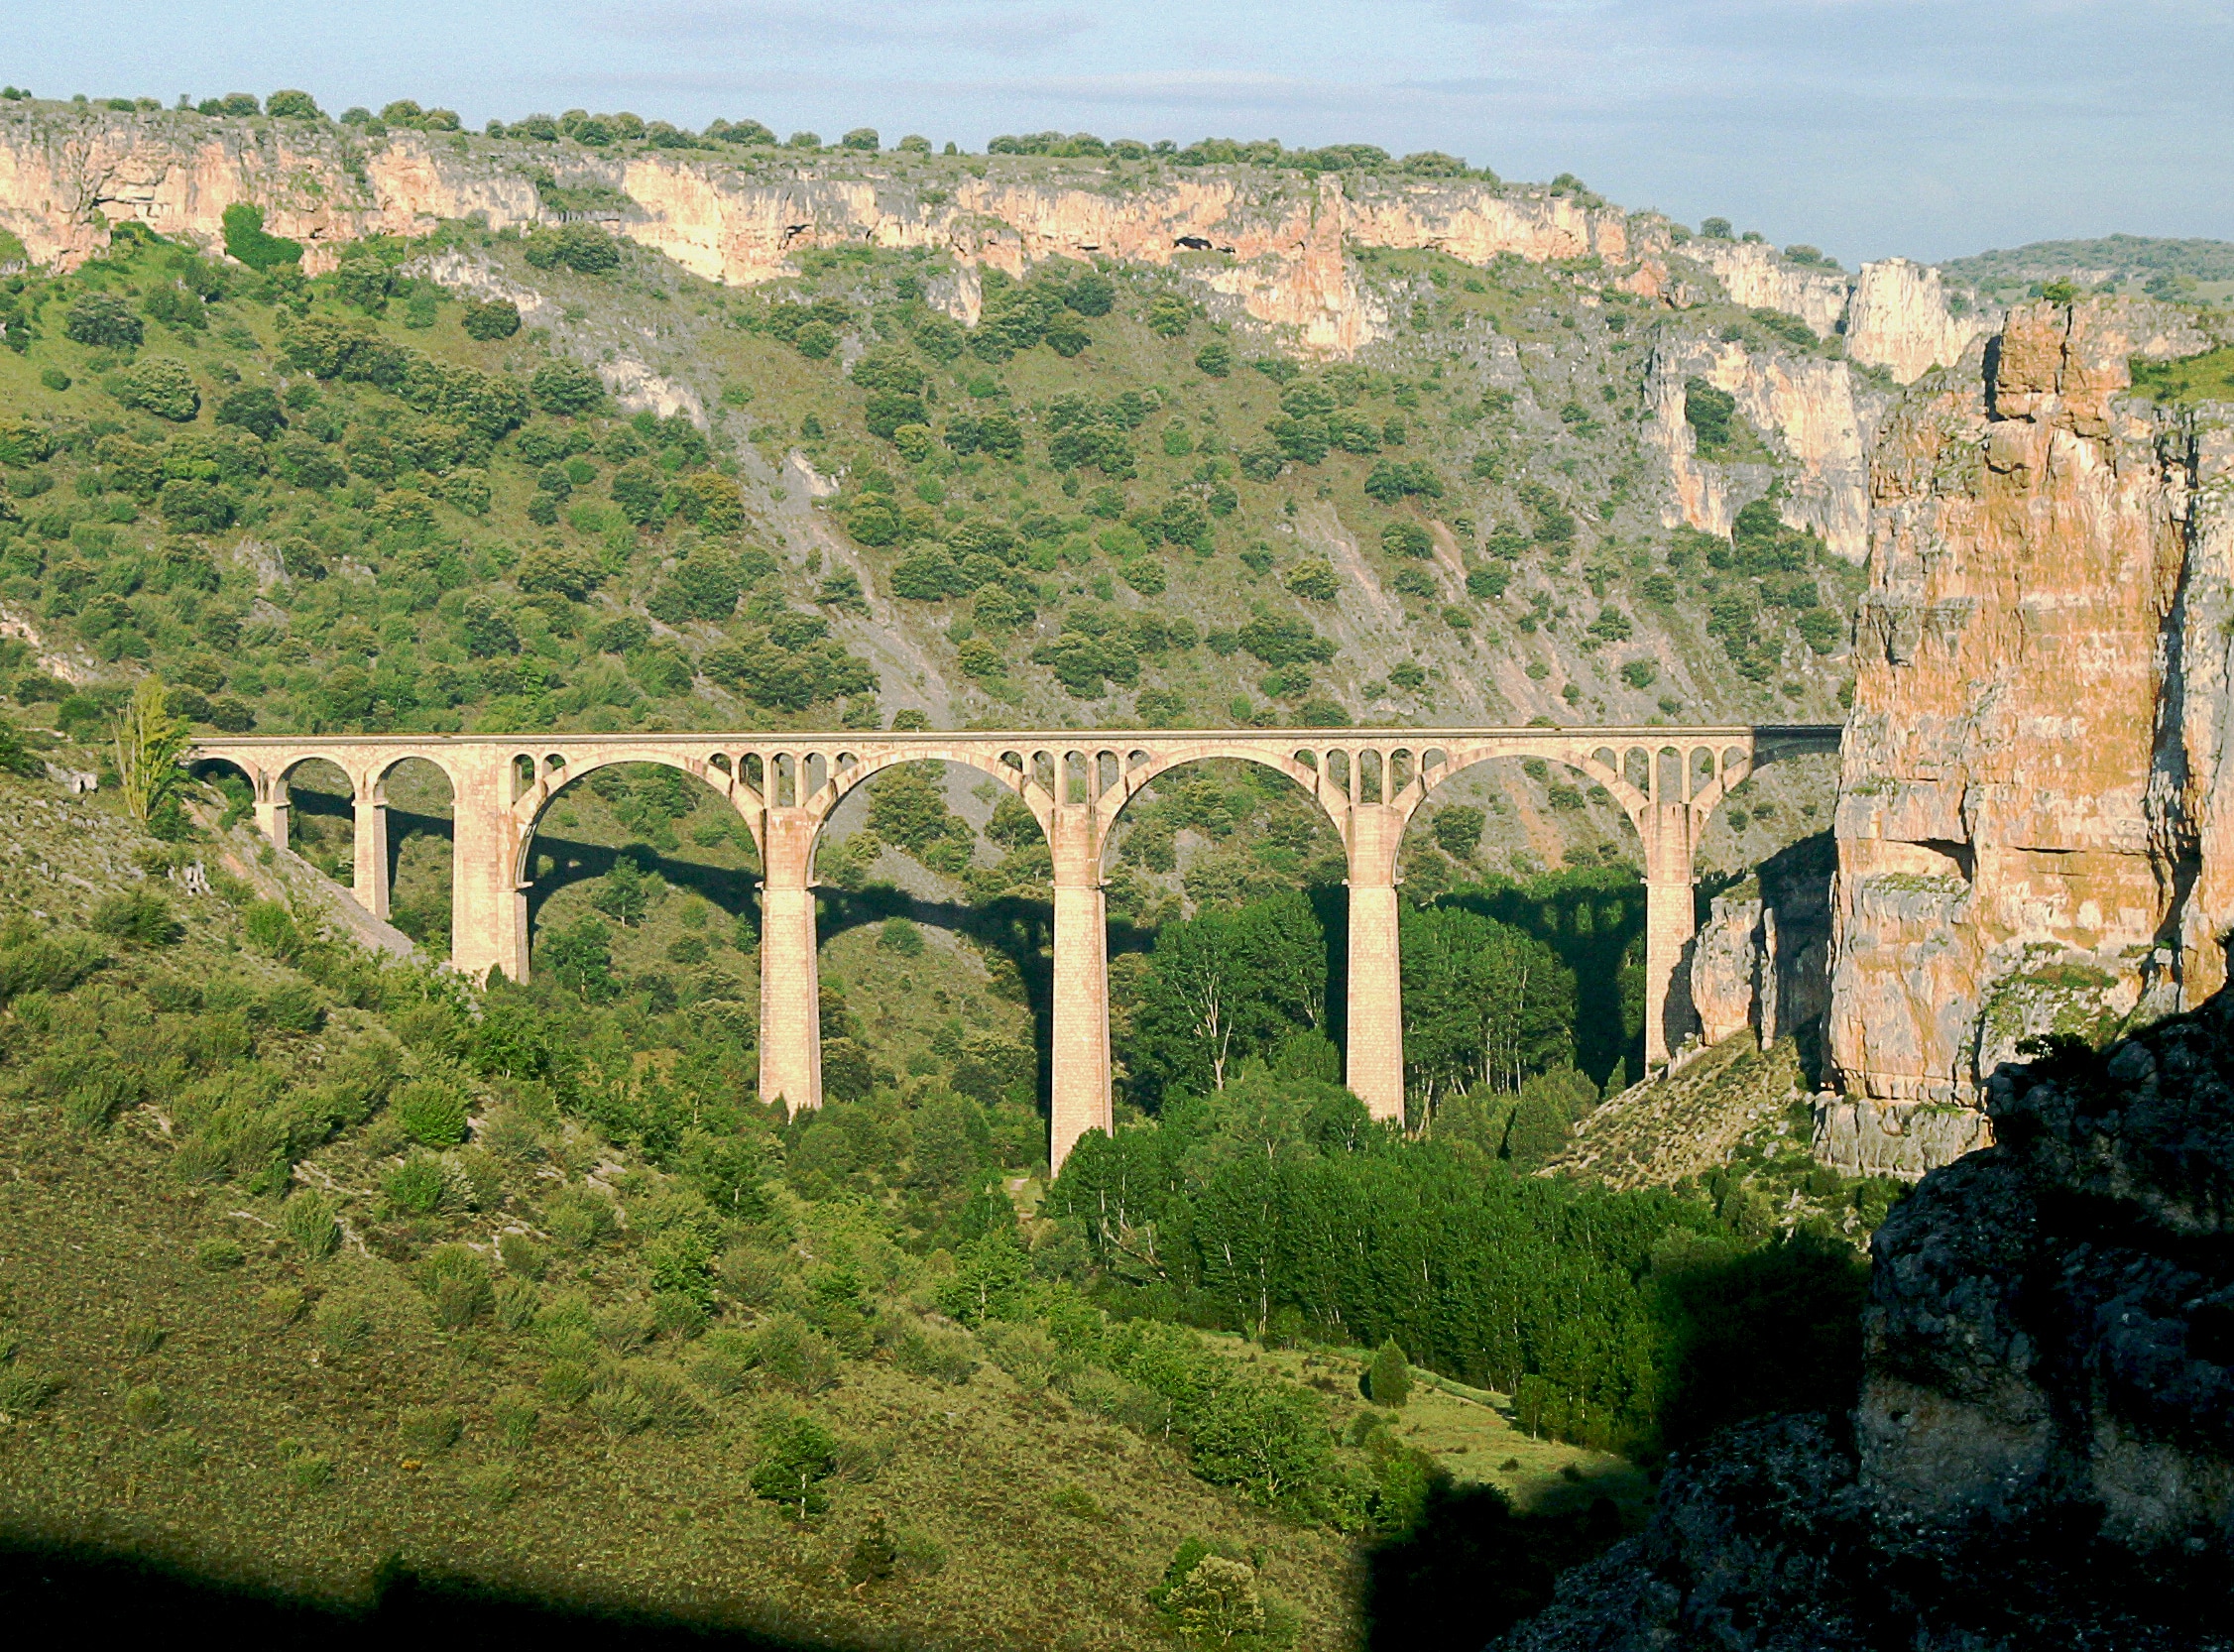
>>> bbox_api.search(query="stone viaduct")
[188,724,1839,1171]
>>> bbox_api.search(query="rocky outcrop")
[1825,296,2231,1167]
[1689,835,1834,1049]
[1501,996,2234,1650]
[1844,256,1992,383]
[1645,336,1891,561]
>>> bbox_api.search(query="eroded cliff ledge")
[1822,295,2234,1173]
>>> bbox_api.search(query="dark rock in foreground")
[1499,990,2234,1650]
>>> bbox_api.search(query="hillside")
[1940,234,2234,303]
[0,757,1686,1645]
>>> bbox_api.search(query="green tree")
[64,293,144,349]
[214,386,286,439]
[115,358,201,421]
[1366,1338,1412,1406]
[265,89,321,119]
[460,297,521,340]
[750,1413,839,1517]
[1147,294,1194,337]
[591,855,662,926]
[840,127,879,151]
[1684,378,1737,453]
[110,676,188,825]
[1430,806,1483,858]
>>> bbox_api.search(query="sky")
[15,1,2231,266]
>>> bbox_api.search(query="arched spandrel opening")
[380,757,455,953]
[518,759,763,1008]
[277,756,355,884]
[806,756,1053,1121]
[1401,752,1650,1098]
[1102,754,1351,1105]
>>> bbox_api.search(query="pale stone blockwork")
[192,724,1834,1171]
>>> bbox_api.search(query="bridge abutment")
[1344,804,1408,1122]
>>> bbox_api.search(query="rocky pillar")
[352,786,390,919]
[1048,802,1112,1176]
[1637,800,1700,1068]
[449,751,529,985]
[252,776,290,855]
[1345,804,1407,1123]
[757,807,823,1116]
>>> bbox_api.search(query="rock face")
[1645,336,1891,561]
[1688,239,1851,336]
[1689,835,1834,1050]
[1844,256,1993,384]
[1824,296,2234,1170]
[1500,996,2234,1650]
[0,105,1637,358]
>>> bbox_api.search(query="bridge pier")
[1049,804,1113,1171]
[352,787,390,920]
[449,751,529,985]
[758,807,824,1117]
[253,791,290,855]
[1344,804,1408,1123]
[1636,802,1701,1069]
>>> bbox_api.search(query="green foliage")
[524,224,623,275]
[751,1412,839,1517]
[1366,1339,1412,1406]
[220,203,302,272]
[114,357,201,422]
[64,293,144,349]
[395,1079,470,1146]
[90,887,181,948]
[1683,378,1737,453]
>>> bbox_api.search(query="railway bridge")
[190,723,1839,1169]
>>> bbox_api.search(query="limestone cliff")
[1688,239,1850,336]
[0,104,1638,358]
[1499,995,2234,1651]
[1844,256,1992,383]
[1644,335,1891,561]
[1823,295,2233,1172]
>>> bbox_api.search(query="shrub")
[493,1388,540,1450]
[460,297,522,340]
[460,1462,520,1507]
[196,1238,244,1270]
[1284,561,1340,601]
[159,478,233,531]
[123,1383,169,1428]
[530,360,605,416]
[751,1413,839,1518]
[220,204,302,272]
[892,1325,980,1385]
[1366,1338,1412,1405]
[90,888,181,948]
[65,293,144,349]
[116,358,202,422]
[398,1404,462,1455]
[0,1364,60,1418]
[214,386,287,439]
[313,1298,373,1356]
[546,1188,617,1248]
[260,1285,306,1326]
[754,1312,842,1393]
[419,1244,494,1328]
[395,1079,469,1147]
[1146,294,1193,337]
[282,1190,340,1259]
[384,1153,448,1215]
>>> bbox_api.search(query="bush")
[220,204,302,272]
[893,1324,980,1385]
[384,1153,448,1215]
[123,1383,170,1428]
[420,1244,494,1328]
[196,1238,244,1270]
[90,888,181,948]
[215,387,287,439]
[64,293,144,349]
[395,1079,470,1146]
[751,1413,839,1518]
[159,478,233,532]
[313,1298,372,1357]
[1366,1338,1412,1406]
[398,1404,462,1456]
[116,358,201,422]
[530,360,605,416]
[754,1312,842,1393]
[282,1189,340,1259]
[460,297,522,340]
[1146,294,1193,337]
